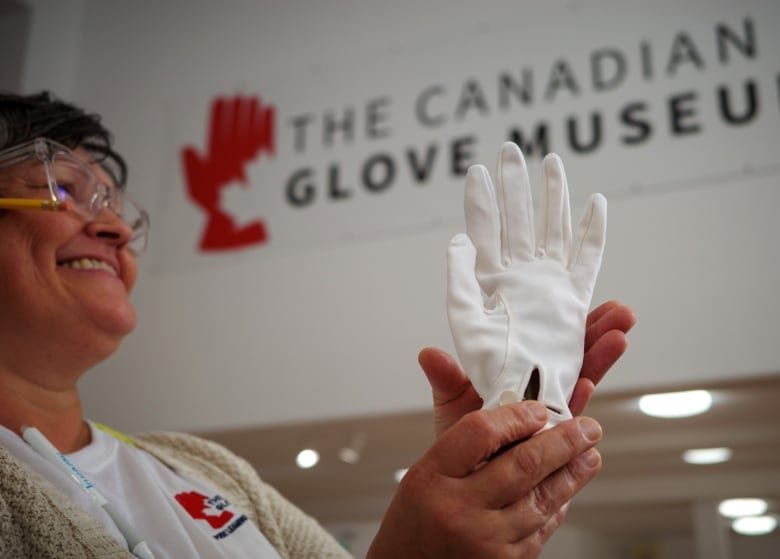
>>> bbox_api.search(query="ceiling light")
[295,448,320,469]
[731,516,777,536]
[718,498,768,518]
[338,432,366,464]
[338,447,360,464]
[394,468,408,483]
[682,447,732,465]
[638,389,712,418]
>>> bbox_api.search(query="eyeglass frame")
[0,137,149,253]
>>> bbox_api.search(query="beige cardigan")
[0,430,352,559]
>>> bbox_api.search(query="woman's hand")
[367,401,604,559]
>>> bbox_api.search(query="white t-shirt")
[0,422,281,559]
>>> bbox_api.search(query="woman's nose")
[83,205,134,247]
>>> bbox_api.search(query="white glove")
[447,142,607,427]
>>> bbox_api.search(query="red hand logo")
[175,491,234,529]
[181,95,275,251]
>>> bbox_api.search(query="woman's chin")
[93,302,138,341]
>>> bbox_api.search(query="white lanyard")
[21,425,155,559]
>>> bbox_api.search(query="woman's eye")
[56,183,75,199]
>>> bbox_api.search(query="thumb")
[418,347,470,407]
[570,193,607,290]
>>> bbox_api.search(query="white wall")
[17,0,780,432]
[20,0,84,99]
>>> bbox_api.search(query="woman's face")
[0,148,138,381]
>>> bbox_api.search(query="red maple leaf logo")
[181,95,275,251]
[175,491,234,529]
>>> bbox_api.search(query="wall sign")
[169,12,777,263]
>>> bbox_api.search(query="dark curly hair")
[0,91,127,188]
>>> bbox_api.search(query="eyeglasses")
[0,137,149,254]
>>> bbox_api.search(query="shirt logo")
[175,490,250,540]
[175,490,234,529]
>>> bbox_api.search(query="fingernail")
[578,417,602,442]
[580,448,601,469]
[528,402,548,422]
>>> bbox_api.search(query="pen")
[21,425,156,559]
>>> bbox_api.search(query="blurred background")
[4,1,779,557]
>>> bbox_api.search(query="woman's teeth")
[59,258,117,276]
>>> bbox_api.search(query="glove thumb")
[447,233,489,340]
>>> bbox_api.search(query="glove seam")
[494,292,515,397]
[570,197,596,271]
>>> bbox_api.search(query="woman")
[0,91,635,558]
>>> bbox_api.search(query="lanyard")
[21,425,155,559]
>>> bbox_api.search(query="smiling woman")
[0,91,347,558]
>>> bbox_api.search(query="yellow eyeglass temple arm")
[0,198,61,211]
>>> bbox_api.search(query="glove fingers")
[497,142,536,262]
[538,154,573,263]
[570,193,607,291]
[464,164,502,276]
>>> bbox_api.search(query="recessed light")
[682,447,732,465]
[732,516,777,536]
[338,447,360,464]
[338,432,365,464]
[296,448,320,469]
[638,389,712,418]
[718,498,768,518]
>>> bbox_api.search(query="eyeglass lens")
[50,152,149,253]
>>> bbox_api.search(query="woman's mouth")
[58,257,119,277]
